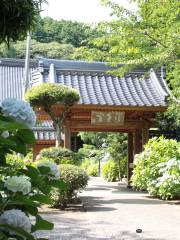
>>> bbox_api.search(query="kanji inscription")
[91,111,125,125]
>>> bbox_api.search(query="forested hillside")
[0,17,99,59]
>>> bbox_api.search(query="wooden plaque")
[91,111,125,125]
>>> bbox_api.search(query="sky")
[41,0,137,23]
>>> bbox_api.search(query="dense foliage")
[25,83,79,107]
[79,132,127,180]
[102,159,119,182]
[0,0,43,45]
[33,17,99,48]
[87,164,99,177]
[107,133,127,180]
[78,132,108,149]
[131,137,180,199]
[51,164,88,208]
[75,0,180,127]
[0,17,100,59]
[39,146,75,165]
[0,40,74,59]
[0,98,65,239]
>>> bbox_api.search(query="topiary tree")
[25,83,80,147]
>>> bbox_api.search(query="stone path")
[37,177,180,240]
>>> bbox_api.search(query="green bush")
[102,160,119,182]
[87,164,99,176]
[39,147,75,165]
[51,164,89,208]
[131,137,180,199]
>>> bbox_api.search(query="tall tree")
[0,0,44,45]
[33,17,99,47]
[74,0,180,127]
[0,40,75,59]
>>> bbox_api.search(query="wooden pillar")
[134,129,142,154]
[127,132,134,185]
[142,128,149,148]
[64,125,71,150]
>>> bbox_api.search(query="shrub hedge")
[51,164,88,208]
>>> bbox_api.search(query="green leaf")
[0,224,35,240]
[30,194,53,204]
[38,166,51,175]
[9,194,39,208]
[48,179,66,190]
[16,129,36,144]
[0,232,7,239]
[8,135,27,155]
[32,215,54,232]
[38,184,52,195]
[0,136,16,147]
[0,118,27,130]
[21,165,41,182]
[24,205,38,216]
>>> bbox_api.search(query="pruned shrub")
[102,160,119,182]
[39,147,75,165]
[51,164,89,208]
[131,137,180,199]
[25,83,80,107]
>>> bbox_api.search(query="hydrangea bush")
[4,176,32,195]
[1,98,36,128]
[0,98,65,239]
[0,209,32,234]
[131,137,180,200]
[36,160,60,179]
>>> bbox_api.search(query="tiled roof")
[31,58,170,107]
[0,58,170,141]
[0,58,37,101]
[0,58,170,108]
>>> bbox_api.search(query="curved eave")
[71,104,167,112]
[35,104,167,118]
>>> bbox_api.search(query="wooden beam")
[70,120,148,131]
[71,104,167,112]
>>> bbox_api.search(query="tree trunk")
[55,123,62,147]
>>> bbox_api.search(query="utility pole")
[23,31,31,96]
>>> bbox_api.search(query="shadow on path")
[37,215,166,240]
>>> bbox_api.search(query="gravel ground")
[36,177,180,240]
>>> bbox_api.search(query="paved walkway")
[37,177,180,240]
